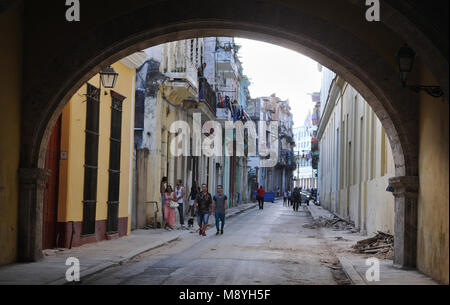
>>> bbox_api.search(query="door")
[43,116,62,249]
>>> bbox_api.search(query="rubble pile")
[303,215,356,232]
[352,231,394,259]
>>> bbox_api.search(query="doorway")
[42,116,61,250]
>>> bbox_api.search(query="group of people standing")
[160,178,228,236]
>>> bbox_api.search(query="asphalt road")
[81,200,350,285]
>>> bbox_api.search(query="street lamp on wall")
[395,44,444,98]
[100,66,119,89]
[396,44,415,88]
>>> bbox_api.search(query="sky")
[234,38,322,128]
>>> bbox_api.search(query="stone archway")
[17,0,448,269]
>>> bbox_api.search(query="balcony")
[216,49,238,79]
[162,55,198,105]
[287,153,297,169]
[199,77,217,115]
[278,150,297,169]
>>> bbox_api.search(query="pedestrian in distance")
[213,185,228,235]
[175,179,186,229]
[188,181,200,217]
[292,187,301,212]
[288,190,292,206]
[257,186,266,210]
[164,185,176,231]
[195,184,213,236]
[160,177,168,226]
[283,190,288,207]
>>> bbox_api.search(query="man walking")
[288,189,292,206]
[195,184,213,236]
[175,179,186,229]
[213,185,228,235]
[257,186,266,210]
[293,187,301,212]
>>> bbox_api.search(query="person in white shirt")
[175,179,186,229]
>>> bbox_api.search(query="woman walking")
[164,185,176,231]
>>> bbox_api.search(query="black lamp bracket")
[407,85,444,98]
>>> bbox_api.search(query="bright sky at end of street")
[235,38,322,128]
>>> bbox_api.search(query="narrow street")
[81,200,350,285]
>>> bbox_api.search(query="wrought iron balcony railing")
[199,77,217,114]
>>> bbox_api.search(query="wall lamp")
[396,44,443,98]
[100,66,119,89]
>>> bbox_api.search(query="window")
[107,91,125,234]
[82,83,100,236]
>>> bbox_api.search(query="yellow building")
[318,72,396,235]
[42,53,146,249]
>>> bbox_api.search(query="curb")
[206,203,258,229]
[338,257,367,285]
[47,236,182,285]
[307,205,334,221]
[227,204,258,219]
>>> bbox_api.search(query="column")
[389,176,419,268]
[18,168,50,262]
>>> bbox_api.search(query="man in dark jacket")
[195,184,213,236]
[292,187,301,212]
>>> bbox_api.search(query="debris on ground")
[320,258,340,270]
[335,236,350,242]
[352,231,394,259]
[303,215,356,232]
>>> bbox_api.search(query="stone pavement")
[0,202,257,285]
[81,199,349,285]
[307,204,439,285]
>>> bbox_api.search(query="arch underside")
[24,0,436,181]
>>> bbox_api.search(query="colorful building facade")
[42,54,145,249]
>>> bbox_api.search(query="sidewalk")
[307,204,439,285]
[0,202,257,285]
